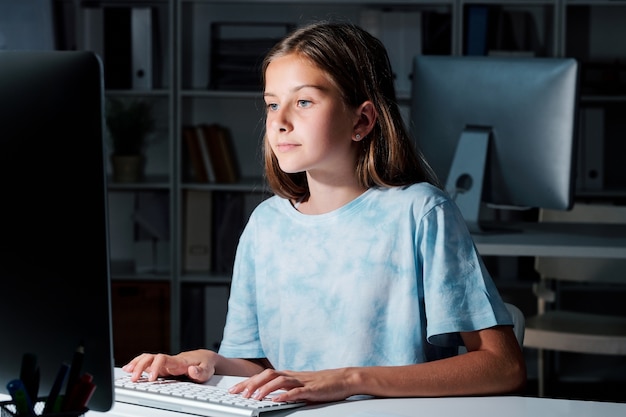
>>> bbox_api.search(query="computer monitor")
[410,55,579,233]
[0,51,114,411]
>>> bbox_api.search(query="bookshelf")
[54,0,626,360]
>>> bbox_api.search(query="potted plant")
[105,97,155,182]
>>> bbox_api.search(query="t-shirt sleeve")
[419,200,513,347]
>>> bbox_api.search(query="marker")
[62,343,84,411]
[7,379,34,416]
[62,373,96,412]
[20,353,39,404]
[42,362,69,414]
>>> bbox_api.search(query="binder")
[577,107,605,191]
[360,10,423,96]
[184,190,212,272]
[465,5,490,56]
[131,7,153,90]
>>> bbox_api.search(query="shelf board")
[576,188,626,200]
[189,0,454,5]
[181,89,262,99]
[181,273,232,284]
[461,0,556,5]
[182,176,270,193]
[580,95,626,104]
[106,89,171,98]
[110,260,171,281]
[107,174,171,190]
[566,0,626,6]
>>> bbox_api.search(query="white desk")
[88,394,626,417]
[3,371,625,417]
[77,369,626,417]
[472,222,626,258]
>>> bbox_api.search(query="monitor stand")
[445,126,490,234]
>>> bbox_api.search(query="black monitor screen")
[411,55,578,232]
[0,51,114,412]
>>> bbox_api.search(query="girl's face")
[263,53,361,178]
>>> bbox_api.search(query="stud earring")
[355,134,361,140]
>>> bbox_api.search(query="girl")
[124,21,526,402]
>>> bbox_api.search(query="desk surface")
[472,222,626,258]
[81,369,626,417]
[88,394,626,417]
[74,369,626,417]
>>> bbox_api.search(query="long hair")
[261,21,440,200]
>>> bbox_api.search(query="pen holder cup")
[1,400,86,417]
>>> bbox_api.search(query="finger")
[271,386,306,403]
[237,371,302,401]
[127,354,157,381]
[254,376,302,401]
[228,372,267,397]
[138,354,180,381]
[187,364,213,383]
[121,354,144,373]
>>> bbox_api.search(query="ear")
[352,101,377,141]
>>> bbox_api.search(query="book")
[212,192,245,274]
[464,5,490,56]
[200,124,239,184]
[209,22,294,90]
[183,126,209,183]
[103,7,132,89]
[421,11,452,55]
[204,285,229,350]
[195,125,217,182]
[489,10,540,56]
[132,191,170,273]
[133,191,170,241]
[184,190,212,272]
[213,125,239,184]
[82,7,104,58]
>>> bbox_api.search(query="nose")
[267,106,292,133]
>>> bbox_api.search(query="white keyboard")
[114,375,306,417]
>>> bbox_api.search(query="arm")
[229,326,526,403]
[122,349,270,383]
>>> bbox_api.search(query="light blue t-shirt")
[218,183,512,370]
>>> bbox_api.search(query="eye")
[266,103,279,112]
[297,100,312,108]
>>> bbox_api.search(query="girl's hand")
[228,368,355,403]
[122,349,218,383]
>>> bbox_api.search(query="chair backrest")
[505,302,525,347]
[535,204,626,285]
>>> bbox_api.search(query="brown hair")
[261,21,440,200]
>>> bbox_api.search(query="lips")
[275,142,300,152]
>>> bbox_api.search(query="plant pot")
[111,155,144,183]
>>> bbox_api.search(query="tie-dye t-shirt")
[218,182,512,370]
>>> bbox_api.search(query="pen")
[42,362,69,414]
[7,379,34,416]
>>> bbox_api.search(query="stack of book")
[209,22,294,90]
[182,123,239,184]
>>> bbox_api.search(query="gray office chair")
[524,203,626,397]
[506,302,525,347]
